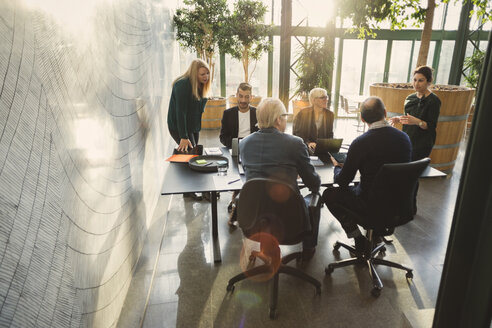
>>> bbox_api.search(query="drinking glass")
[217,162,228,176]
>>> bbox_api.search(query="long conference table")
[161,148,446,263]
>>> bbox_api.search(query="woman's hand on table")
[177,138,193,152]
[308,142,317,151]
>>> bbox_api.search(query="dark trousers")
[322,186,368,238]
[169,129,199,147]
[412,150,429,213]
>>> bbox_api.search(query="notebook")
[204,147,222,155]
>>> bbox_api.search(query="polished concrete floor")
[117,118,463,328]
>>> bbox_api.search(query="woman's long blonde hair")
[173,59,211,100]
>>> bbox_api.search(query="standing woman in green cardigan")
[168,59,211,152]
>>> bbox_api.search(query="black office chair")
[226,178,322,319]
[325,158,430,297]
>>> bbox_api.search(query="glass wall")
[211,0,490,106]
[291,0,336,27]
[339,39,364,96]
[436,41,454,85]
[224,52,270,99]
[363,40,387,95]
[388,41,414,83]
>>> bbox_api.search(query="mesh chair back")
[237,178,308,245]
[366,158,430,229]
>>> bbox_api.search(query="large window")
[339,39,364,96]
[436,41,454,85]
[388,41,414,83]
[364,40,387,94]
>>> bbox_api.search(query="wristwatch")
[418,121,424,127]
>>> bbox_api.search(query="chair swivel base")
[325,240,413,297]
[227,251,321,319]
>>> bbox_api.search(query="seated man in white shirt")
[220,83,259,226]
[220,82,259,147]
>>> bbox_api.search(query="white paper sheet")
[212,174,243,191]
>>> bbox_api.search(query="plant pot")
[202,97,226,130]
[370,83,475,173]
[228,95,262,108]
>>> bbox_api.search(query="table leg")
[211,191,221,263]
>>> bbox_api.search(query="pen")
[203,162,213,166]
[228,178,240,184]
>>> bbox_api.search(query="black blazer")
[220,106,259,147]
[293,106,334,144]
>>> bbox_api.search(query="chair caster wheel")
[406,271,413,279]
[333,242,341,251]
[226,284,235,292]
[371,287,381,298]
[269,308,277,319]
[325,264,334,274]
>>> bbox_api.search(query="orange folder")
[166,154,198,163]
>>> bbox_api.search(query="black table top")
[161,149,242,195]
[161,148,445,195]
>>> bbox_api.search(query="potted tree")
[336,0,490,67]
[173,0,231,129]
[292,35,334,118]
[336,0,489,172]
[226,0,272,108]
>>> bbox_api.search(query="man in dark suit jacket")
[220,83,259,226]
[220,82,259,148]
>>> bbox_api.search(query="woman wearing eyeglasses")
[390,66,441,161]
[293,88,334,155]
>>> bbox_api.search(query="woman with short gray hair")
[293,88,334,155]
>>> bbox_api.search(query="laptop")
[314,138,347,163]
[315,138,343,154]
[236,138,245,175]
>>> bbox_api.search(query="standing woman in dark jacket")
[293,88,334,155]
[390,65,441,161]
[168,59,211,152]
[390,65,441,214]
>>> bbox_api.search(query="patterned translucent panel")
[0,0,176,326]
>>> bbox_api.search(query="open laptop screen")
[314,138,343,155]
